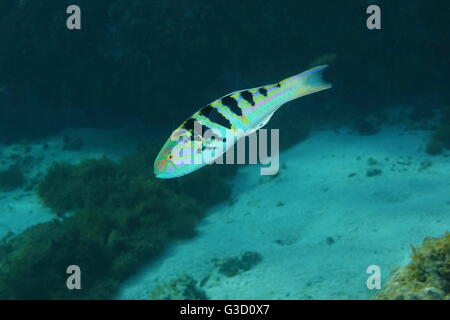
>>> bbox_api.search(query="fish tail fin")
[282,65,332,100]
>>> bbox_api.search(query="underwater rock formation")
[375,232,450,300]
[0,147,235,299]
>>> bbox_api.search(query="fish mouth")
[154,171,169,179]
[153,162,171,179]
[153,158,178,179]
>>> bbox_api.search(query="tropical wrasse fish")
[154,65,332,179]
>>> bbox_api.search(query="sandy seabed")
[1,125,449,300]
[118,127,450,300]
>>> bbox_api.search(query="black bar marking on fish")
[258,87,268,97]
[276,83,281,88]
[182,118,196,132]
[241,90,255,106]
[202,123,213,136]
[200,105,232,129]
[199,105,214,117]
[221,95,243,117]
[182,117,208,140]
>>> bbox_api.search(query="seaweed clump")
[0,167,25,191]
[0,220,112,299]
[37,158,121,216]
[426,107,450,155]
[375,232,450,300]
[0,147,235,299]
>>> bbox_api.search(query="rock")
[366,168,382,177]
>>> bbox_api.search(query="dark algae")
[376,233,450,300]
[0,167,25,191]
[0,147,235,299]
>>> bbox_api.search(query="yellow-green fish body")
[154,65,331,178]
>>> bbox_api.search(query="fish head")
[154,128,206,179]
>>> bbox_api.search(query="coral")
[426,107,450,155]
[0,167,25,191]
[375,232,450,300]
[0,146,235,299]
[149,274,208,300]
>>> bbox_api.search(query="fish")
[154,65,332,179]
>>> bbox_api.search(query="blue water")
[0,0,449,300]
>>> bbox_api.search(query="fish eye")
[168,154,174,160]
